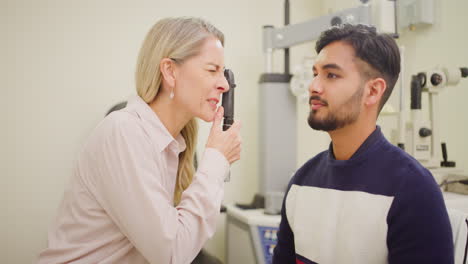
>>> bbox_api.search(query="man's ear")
[365,78,387,107]
[160,58,176,88]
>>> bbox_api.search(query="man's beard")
[307,86,364,131]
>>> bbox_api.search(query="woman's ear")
[160,58,176,88]
[365,78,387,107]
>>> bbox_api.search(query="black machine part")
[411,74,423,110]
[284,0,290,75]
[419,127,432,137]
[440,142,456,167]
[222,69,236,131]
[460,67,468,78]
[430,73,443,86]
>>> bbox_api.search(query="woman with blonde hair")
[37,17,241,264]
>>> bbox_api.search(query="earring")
[169,90,174,99]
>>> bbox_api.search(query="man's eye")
[327,73,338,79]
[208,69,217,73]
[312,73,318,77]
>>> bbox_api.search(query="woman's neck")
[149,96,191,138]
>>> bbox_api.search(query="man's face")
[308,41,366,131]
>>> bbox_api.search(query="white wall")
[3,0,322,263]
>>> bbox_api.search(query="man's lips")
[311,103,323,110]
[309,96,328,110]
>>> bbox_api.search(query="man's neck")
[328,120,377,160]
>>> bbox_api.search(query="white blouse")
[37,95,229,264]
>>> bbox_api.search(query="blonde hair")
[135,17,224,206]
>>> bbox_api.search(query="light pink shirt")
[37,96,229,264]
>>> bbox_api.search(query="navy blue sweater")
[272,127,453,264]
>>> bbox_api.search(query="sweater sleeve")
[387,166,454,264]
[272,186,296,264]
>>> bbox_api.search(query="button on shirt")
[37,95,229,264]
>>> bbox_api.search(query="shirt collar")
[125,95,187,154]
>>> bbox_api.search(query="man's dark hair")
[315,24,401,113]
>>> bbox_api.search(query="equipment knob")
[419,127,432,137]
[331,16,342,26]
[460,67,468,78]
[430,73,443,86]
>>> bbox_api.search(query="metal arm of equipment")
[262,5,371,50]
[262,4,371,73]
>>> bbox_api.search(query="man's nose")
[309,78,322,94]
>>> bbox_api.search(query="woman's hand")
[206,106,242,164]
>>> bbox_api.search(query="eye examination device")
[221,69,236,183]
[406,66,468,169]
[223,69,236,131]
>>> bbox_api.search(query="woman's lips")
[208,98,219,110]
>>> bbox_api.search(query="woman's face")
[173,36,229,122]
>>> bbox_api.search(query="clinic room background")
[3,0,468,263]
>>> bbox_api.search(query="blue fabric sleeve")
[387,166,454,264]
